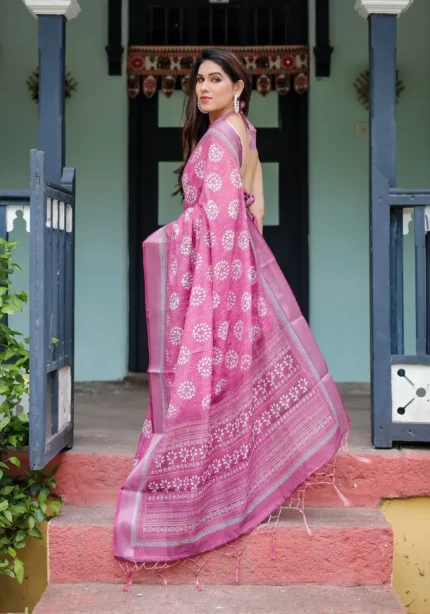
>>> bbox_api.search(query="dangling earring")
[197,99,208,114]
[234,94,240,114]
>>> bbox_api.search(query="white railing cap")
[23,0,81,20]
[355,0,414,18]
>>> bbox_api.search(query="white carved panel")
[46,199,72,232]
[58,366,71,429]
[402,207,430,235]
[355,0,414,18]
[392,364,430,423]
[6,206,30,233]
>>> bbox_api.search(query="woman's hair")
[175,48,251,198]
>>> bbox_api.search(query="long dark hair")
[175,48,251,198]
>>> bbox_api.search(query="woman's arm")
[250,158,264,234]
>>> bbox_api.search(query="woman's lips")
[200,97,212,103]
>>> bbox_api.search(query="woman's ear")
[234,79,245,97]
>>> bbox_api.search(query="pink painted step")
[33,584,405,614]
[51,451,430,507]
[48,506,393,586]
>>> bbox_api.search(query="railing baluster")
[46,197,53,370]
[390,209,404,354]
[414,207,426,356]
[58,202,66,359]
[426,230,430,355]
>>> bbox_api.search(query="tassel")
[235,564,240,584]
[195,576,203,591]
[334,484,351,507]
[271,534,276,560]
[123,571,133,592]
[300,509,312,536]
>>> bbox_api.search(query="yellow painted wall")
[381,499,430,614]
[0,523,47,614]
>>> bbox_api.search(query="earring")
[234,94,240,114]
[197,100,208,114]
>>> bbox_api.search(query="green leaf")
[2,305,15,315]
[1,485,14,495]
[28,516,35,530]
[28,527,42,540]
[16,414,29,423]
[3,569,15,579]
[15,530,26,542]
[3,510,12,524]
[0,500,8,512]
[7,456,20,467]
[13,558,24,583]
[7,547,16,558]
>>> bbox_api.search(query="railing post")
[23,0,81,184]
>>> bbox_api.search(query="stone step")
[51,450,430,507]
[33,584,406,614]
[48,505,393,586]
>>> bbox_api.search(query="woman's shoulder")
[224,114,249,141]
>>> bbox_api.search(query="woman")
[114,49,350,565]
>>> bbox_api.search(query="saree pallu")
[114,117,350,563]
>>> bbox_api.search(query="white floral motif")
[193,322,211,343]
[214,260,229,281]
[180,236,193,256]
[182,172,188,186]
[192,219,202,238]
[172,223,180,239]
[225,349,239,369]
[191,251,203,270]
[170,293,180,310]
[231,260,242,281]
[230,169,242,188]
[185,185,198,205]
[250,325,261,343]
[206,173,223,192]
[191,145,202,163]
[241,354,252,371]
[241,292,252,312]
[221,230,235,251]
[167,404,178,418]
[298,377,309,392]
[170,326,183,346]
[248,266,257,285]
[181,272,193,290]
[184,207,193,222]
[201,394,211,410]
[177,346,191,365]
[217,321,229,341]
[142,419,152,438]
[207,266,213,282]
[233,320,244,340]
[205,200,219,221]
[190,286,206,307]
[215,378,227,395]
[178,380,196,400]
[227,291,236,310]
[170,259,177,277]
[194,159,206,179]
[257,297,267,317]
[204,231,216,247]
[209,143,224,162]
[213,291,221,309]
[212,347,223,365]
[228,199,240,219]
[198,356,212,377]
[238,230,250,251]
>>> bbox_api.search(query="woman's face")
[196,60,243,118]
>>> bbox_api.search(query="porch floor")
[71,380,429,456]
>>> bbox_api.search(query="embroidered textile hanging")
[127,45,309,99]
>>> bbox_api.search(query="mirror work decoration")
[127,46,309,99]
[354,69,405,110]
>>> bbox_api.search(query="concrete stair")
[33,584,405,614]
[32,448,417,612]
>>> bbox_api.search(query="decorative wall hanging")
[26,69,77,103]
[354,69,405,110]
[127,46,309,99]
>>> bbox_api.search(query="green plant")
[0,238,61,583]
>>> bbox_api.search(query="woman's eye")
[212,78,220,83]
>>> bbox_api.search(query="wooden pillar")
[355,0,414,448]
[23,0,81,184]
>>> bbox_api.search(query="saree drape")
[114,115,350,563]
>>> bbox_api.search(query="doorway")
[128,0,309,373]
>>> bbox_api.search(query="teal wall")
[308,0,430,381]
[0,0,128,381]
[0,0,428,382]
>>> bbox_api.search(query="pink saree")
[114,113,350,564]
